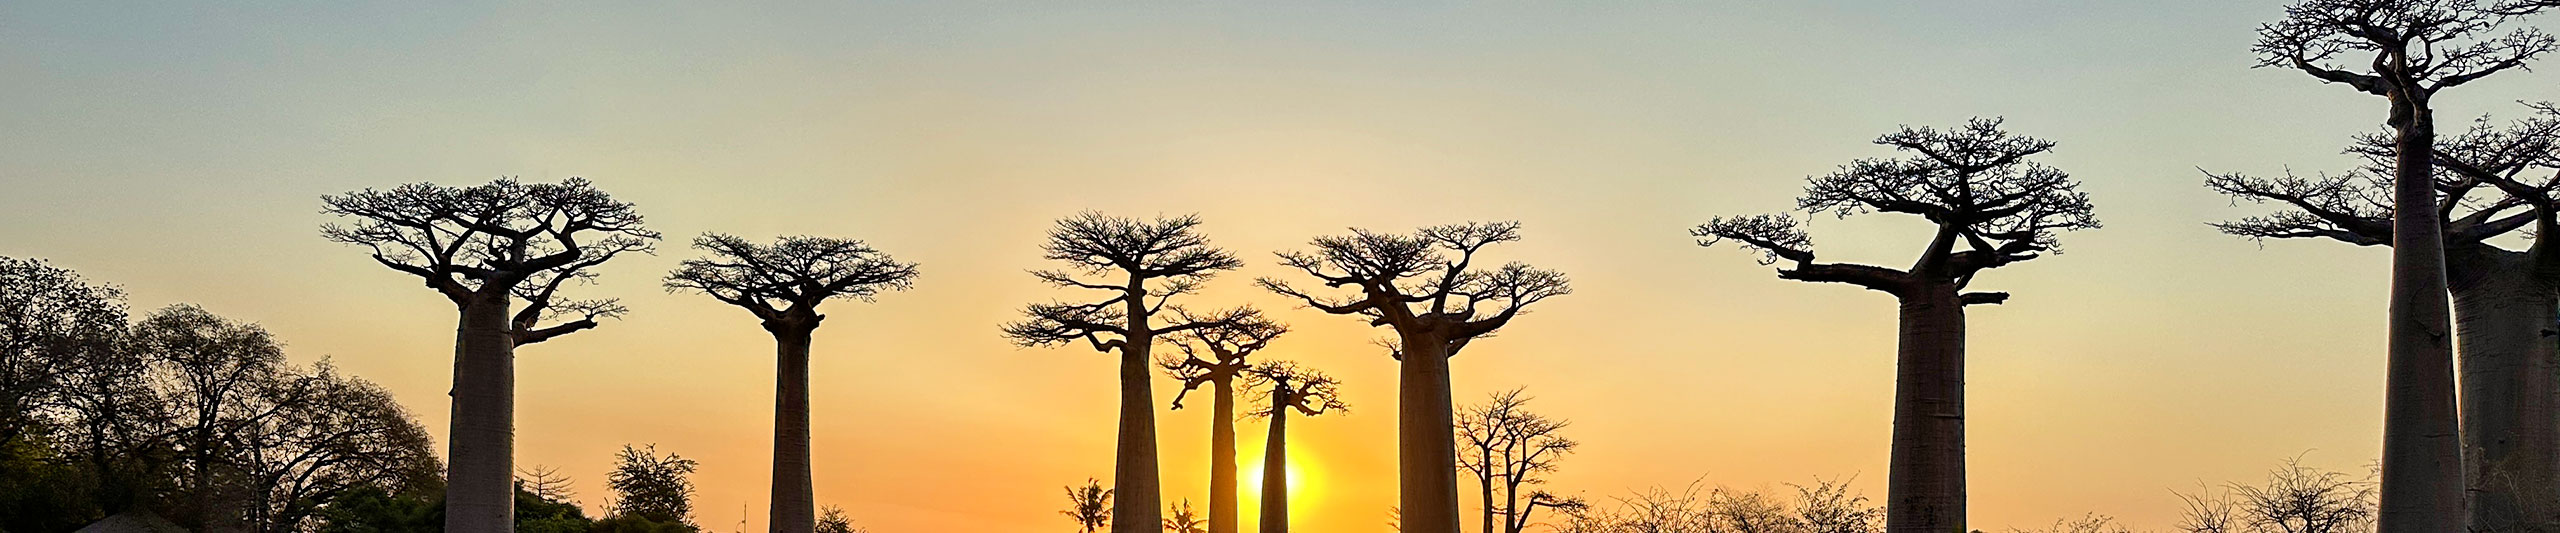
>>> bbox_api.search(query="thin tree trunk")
[1886,287,1965,533]
[1114,285,1161,533]
[2377,94,2464,533]
[769,325,817,533]
[1398,331,1460,533]
[447,294,517,533]
[1260,393,1291,533]
[2450,250,2559,533]
[1212,376,1240,533]
[1479,465,1496,533]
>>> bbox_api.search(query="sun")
[1239,457,1313,504]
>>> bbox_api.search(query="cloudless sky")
[7,1,2556,531]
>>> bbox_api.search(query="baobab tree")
[1004,212,1251,533]
[2211,108,2560,533]
[1243,361,1347,533]
[1458,388,1584,533]
[1161,312,1287,533]
[1694,118,2098,533]
[1259,221,1571,533]
[321,177,657,532]
[2255,2,2560,529]
[665,234,919,533]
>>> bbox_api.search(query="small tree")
[1161,311,1285,533]
[2174,456,2377,533]
[1006,213,1250,533]
[1260,221,1570,533]
[1065,478,1115,533]
[1243,361,1347,533]
[1696,118,2096,533]
[666,233,918,533]
[321,177,658,532]
[606,444,699,526]
[1458,388,1582,533]
[1165,500,1207,533]
[815,506,864,533]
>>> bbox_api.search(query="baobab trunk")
[1259,391,1291,533]
[1397,331,1460,533]
[1114,288,1162,533]
[1886,287,1965,533]
[2376,95,2464,533]
[2449,249,2559,533]
[769,324,817,533]
[447,293,517,533]
[1211,376,1241,533]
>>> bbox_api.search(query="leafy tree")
[1005,213,1253,533]
[315,483,444,533]
[1065,478,1114,533]
[816,505,865,533]
[1242,361,1346,533]
[322,177,658,533]
[605,444,699,527]
[666,234,918,533]
[1458,388,1583,533]
[1160,312,1285,533]
[1164,500,1206,533]
[515,477,592,533]
[1260,221,1570,533]
[1696,118,2096,533]
[0,257,125,449]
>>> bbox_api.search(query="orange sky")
[4,1,2555,532]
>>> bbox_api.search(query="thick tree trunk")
[1886,287,1965,533]
[2450,250,2560,533]
[446,295,517,533]
[769,325,817,533]
[1260,394,1291,533]
[2377,95,2465,533]
[1113,333,1162,533]
[1211,376,1240,533]
[1397,331,1460,533]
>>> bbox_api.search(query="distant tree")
[1065,478,1114,533]
[606,444,699,527]
[132,304,287,530]
[1160,311,1285,533]
[315,483,444,533]
[1005,212,1252,533]
[1562,477,1881,533]
[1260,221,1570,533]
[235,362,441,533]
[1242,361,1347,533]
[2210,107,2560,532]
[2175,457,2377,533]
[1457,388,1582,533]
[815,505,865,533]
[1164,500,1206,533]
[1792,477,1883,533]
[516,479,593,533]
[2254,2,2560,530]
[321,177,658,533]
[516,466,578,506]
[0,257,125,448]
[1695,118,2097,533]
[666,233,918,533]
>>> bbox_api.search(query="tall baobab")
[1004,212,1251,533]
[1259,221,1571,533]
[1458,388,1585,533]
[1694,118,2098,533]
[1162,312,1287,533]
[2255,2,2560,529]
[665,234,919,533]
[2212,109,2560,533]
[321,177,657,532]
[1243,361,1346,533]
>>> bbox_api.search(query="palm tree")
[1244,361,1347,533]
[1065,479,1114,533]
[1696,119,2098,533]
[1165,500,1207,533]
[1162,314,1286,533]
[665,234,919,533]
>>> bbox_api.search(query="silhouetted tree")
[1259,221,1570,533]
[606,444,699,528]
[665,233,918,533]
[1793,477,1884,533]
[1458,388,1582,533]
[815,505,864,533]
[0,257,125,450]
[2175,457,2377,533]
[2012,514,2136,533]
[2211,107,2560,532]
[1241,361,1346,533]
[1160,311,1285,533]
[2254,3,2560,530]
[134,304,286,530]
[1561,477,1880,533]
[1065,478,1114,533]
[321,177,658,532]
[516,466,577,507]
[234,363,441,533]
[1695,118,2097,533]
[1165,500,1207,533]
[1005,212,1250,533]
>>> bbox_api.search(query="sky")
[5,1,2556,532]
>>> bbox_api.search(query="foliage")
[816,505,865,533]
[1063,478,1113,533]
[605,444,700,526]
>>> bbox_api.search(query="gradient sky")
[6,1,2555,532]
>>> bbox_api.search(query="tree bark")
[2377,93,2465,533]
[1397,331,1460,533]
[769,324,817,533]
[1211,376,1240,533]
[1260,392,1291,533]
[1114,287,1161,533]
[2450,249,2560,533]
[446,294,517,533]
[1886,287,1965,533]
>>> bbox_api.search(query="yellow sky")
[5,1,2556,531]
